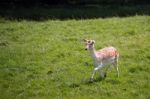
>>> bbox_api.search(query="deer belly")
[102,57,115,66]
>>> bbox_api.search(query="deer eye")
[87,41,91,43]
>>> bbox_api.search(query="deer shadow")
[83,77,105,85]
[68,77,105,88]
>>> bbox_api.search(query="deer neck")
[88,47,98,64]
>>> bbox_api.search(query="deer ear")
[92,40,95,44]
[83,39,88,42]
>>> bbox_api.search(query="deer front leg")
[100,70,106,78]
[91,63,103,80]
[91,67,99,80]
[102,65,110,78]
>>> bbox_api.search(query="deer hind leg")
[114,56,119,77]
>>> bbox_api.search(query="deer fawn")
[84,39,119,80]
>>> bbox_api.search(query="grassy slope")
[0,16,150,99]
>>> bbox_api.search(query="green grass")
[0,15,150,99]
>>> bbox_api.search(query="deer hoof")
[89,78,94,82]
[104,72,107,78]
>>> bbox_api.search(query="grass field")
[0,6,150,98]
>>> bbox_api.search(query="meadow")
[0,6,150,99]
